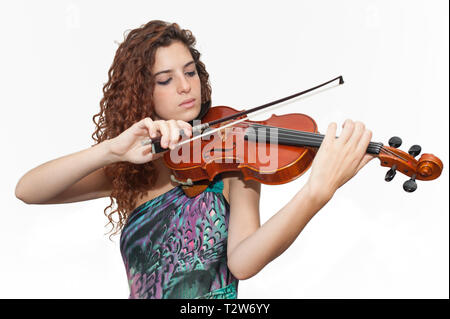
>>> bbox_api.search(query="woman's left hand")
[305,119,375,204]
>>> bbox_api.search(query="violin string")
[243,130,381,154]
[244,121,380,147]
[245,131,407,162]
[379,147,407,161]
[244,129,381,152]
[379,147,409,162]
[244,130,406,161]
[244,129,323,144]
[165,119,407,162]
[239,122,383,153]
[170,116,326,150]
[243,121,324,138]
[240,122,409,161]
[243,121,374,147]
[241,122,326,142]
[242,125,323,143]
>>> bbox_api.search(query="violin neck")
[245,125,383,155]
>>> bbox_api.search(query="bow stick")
[141,75,344,153]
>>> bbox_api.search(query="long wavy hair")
[91,20,212,240]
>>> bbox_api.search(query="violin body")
[164,106,320,196]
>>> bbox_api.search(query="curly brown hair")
[91,20,212,240]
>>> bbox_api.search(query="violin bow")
[141,75,345,149]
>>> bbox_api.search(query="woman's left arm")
[226,175,324,280]
[226,120,374,280]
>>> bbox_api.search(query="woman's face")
[151,41,202,122]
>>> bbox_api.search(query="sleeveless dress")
[120,174,238,299]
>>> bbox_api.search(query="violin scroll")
[378,137,443,192]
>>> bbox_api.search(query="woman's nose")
[177,74,191,94]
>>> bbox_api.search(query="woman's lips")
[179,98,196,108]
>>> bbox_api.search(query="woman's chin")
[179,105,201,121]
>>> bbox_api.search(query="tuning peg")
[388,136,402,148]
[403,174,417,192]
[408,144,422,157]
[385,164,397,182]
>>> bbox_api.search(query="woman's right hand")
[107,117,193,164]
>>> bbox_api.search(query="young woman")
[15,20,374,299]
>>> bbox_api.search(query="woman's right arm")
[15,140,117,204]
[15,117,193,205]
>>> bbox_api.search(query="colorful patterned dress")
[120,174,238,299]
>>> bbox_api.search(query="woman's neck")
[153,157,179,187]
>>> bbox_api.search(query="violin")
[141,76,443,197]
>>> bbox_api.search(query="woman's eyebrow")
[154,61,195,76]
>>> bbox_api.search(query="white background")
[1,0,448,298]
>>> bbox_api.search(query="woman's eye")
[156,71,195,85]
[157,78,171,85]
